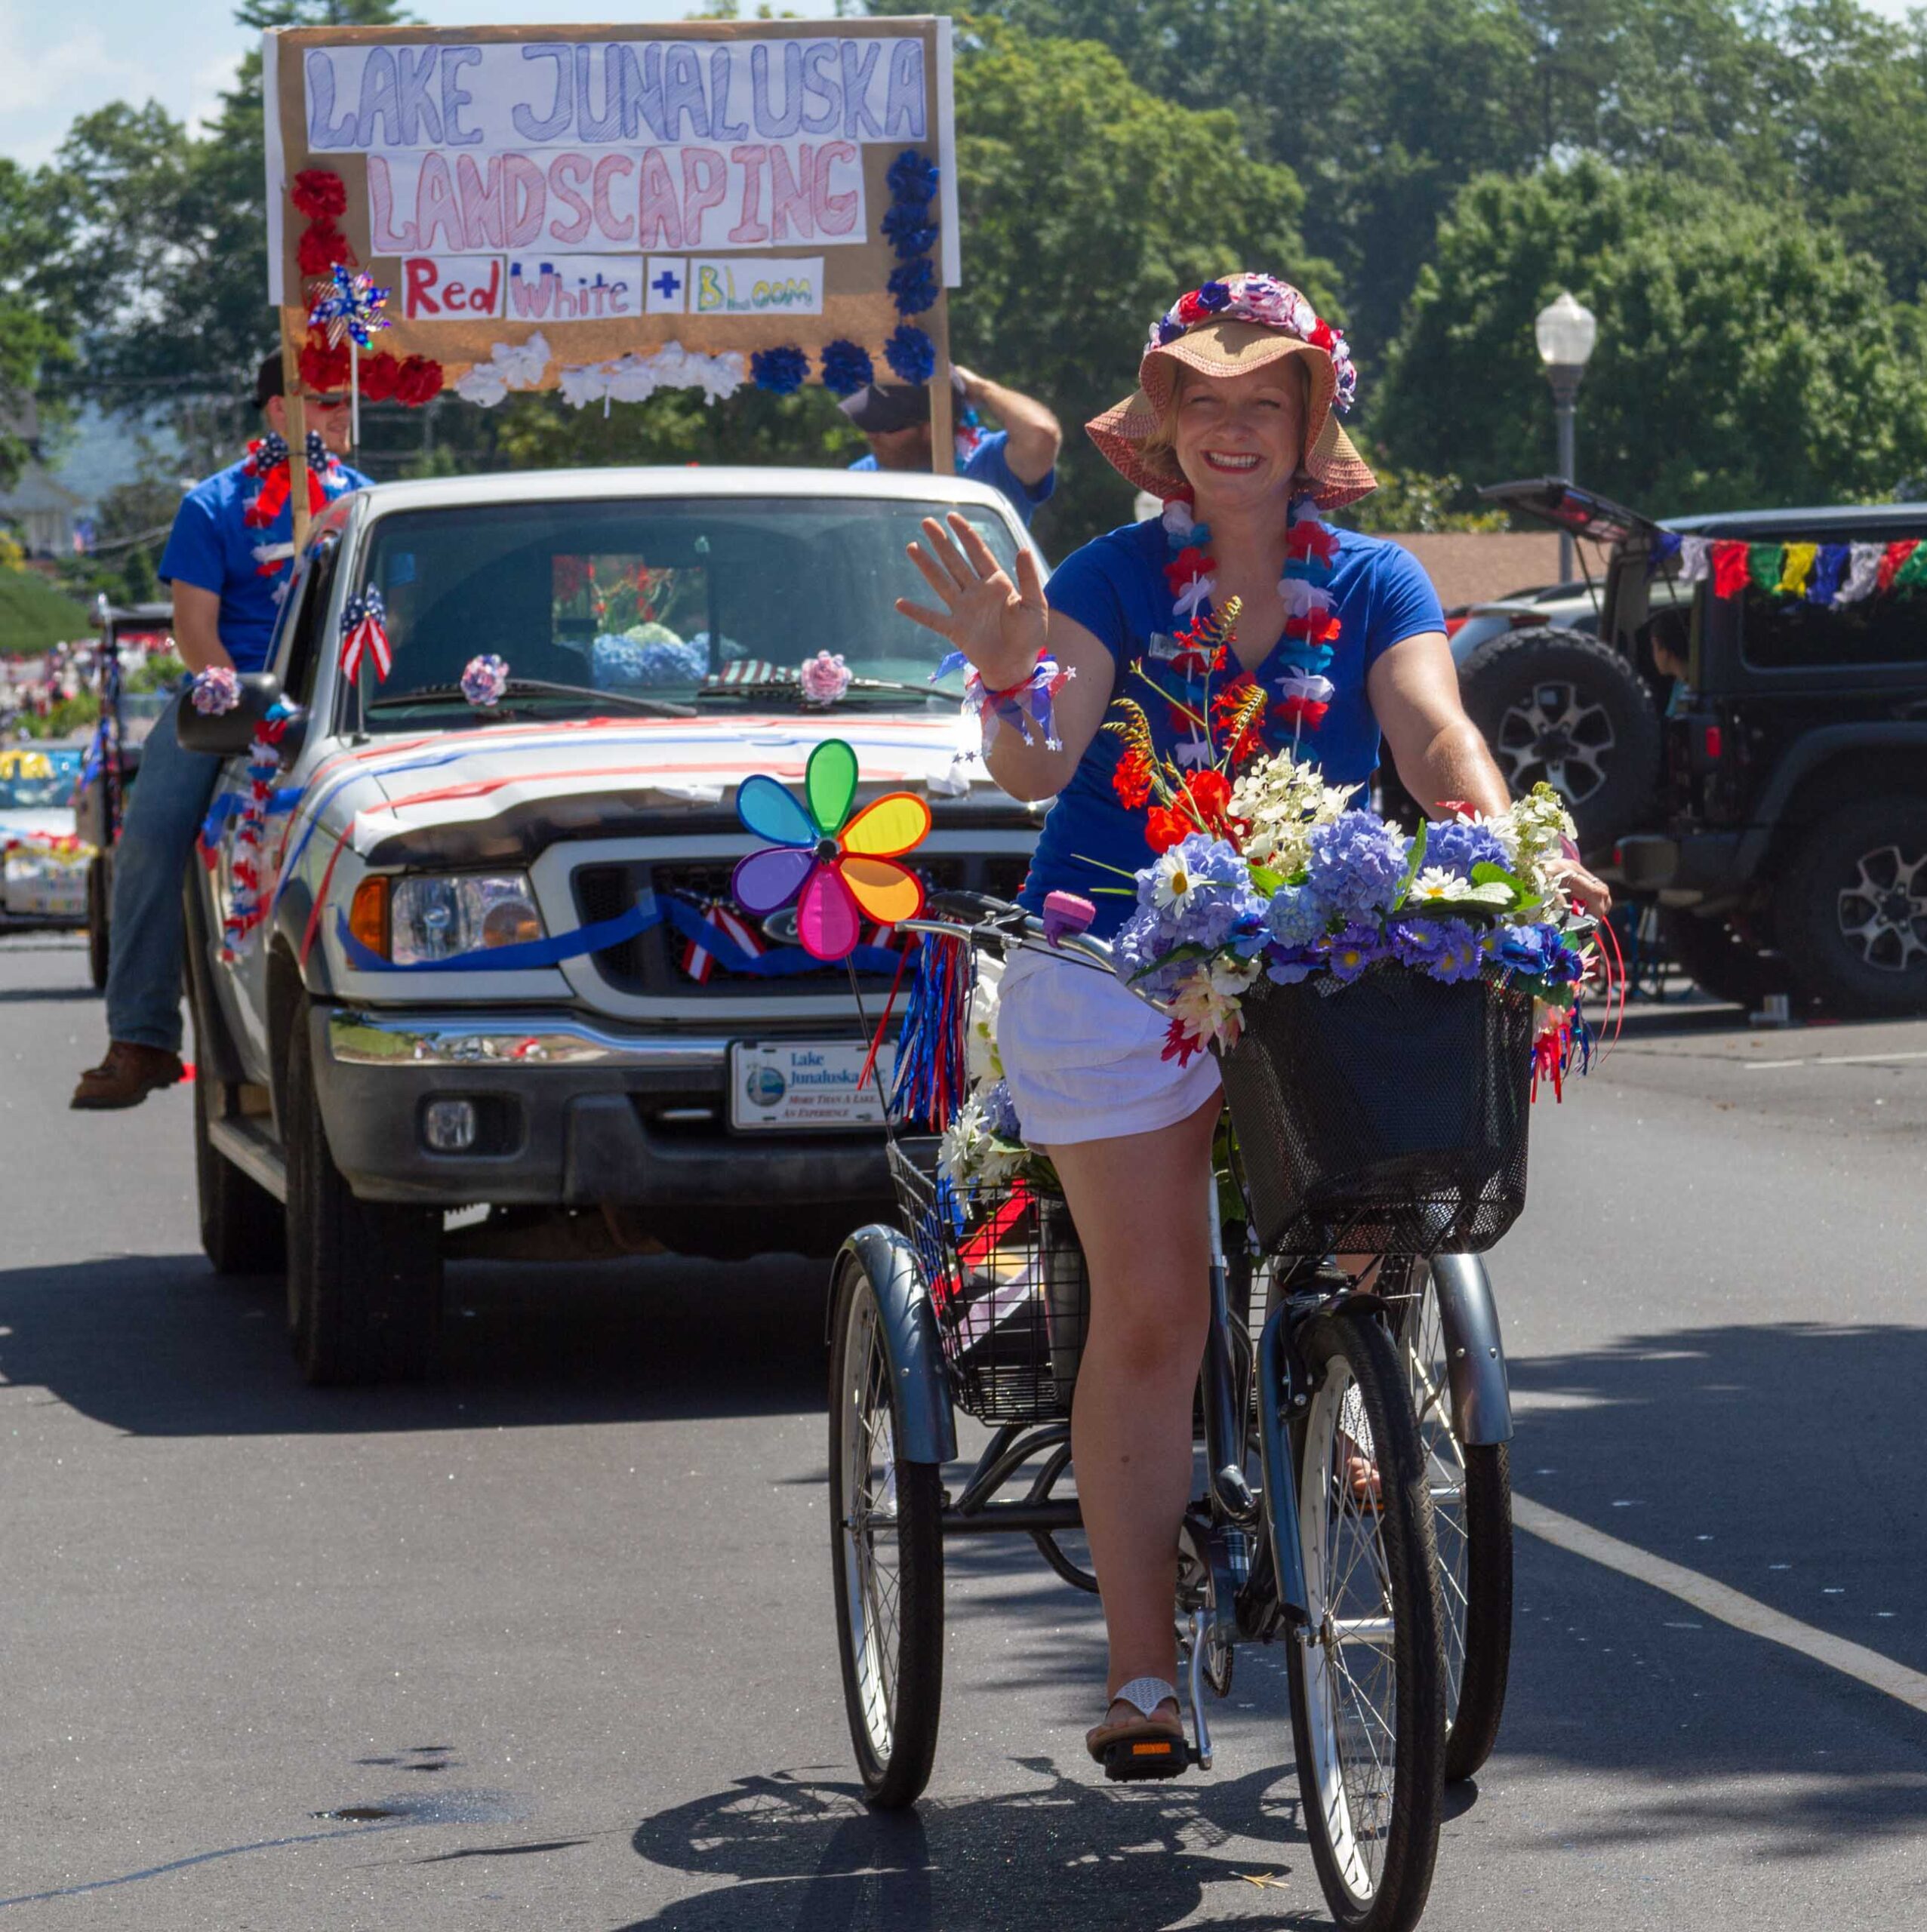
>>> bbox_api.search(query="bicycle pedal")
[1100,1734,1189,1783]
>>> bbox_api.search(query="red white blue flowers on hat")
[1150,273,1357,416]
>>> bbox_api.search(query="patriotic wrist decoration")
[340,587,392,685]
[190,666,241,715]
[934,649,1073,752]
[461,654,509,709]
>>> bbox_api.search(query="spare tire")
[1456,626,1661,852]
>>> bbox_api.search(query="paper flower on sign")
[309,265,391,350]
[731,740,931,961]
[461,654,509,708]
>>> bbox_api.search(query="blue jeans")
[105,692,222,1054]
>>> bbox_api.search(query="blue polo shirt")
[850,428,1054,526]
[1019,516,1445,937]
[159,451,371,673]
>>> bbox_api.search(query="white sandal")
[1085,1676,1188,1781]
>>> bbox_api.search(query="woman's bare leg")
[1042,1093,1221,1715]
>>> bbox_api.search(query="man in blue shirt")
[72,354,371,1109]
[842,366,1060,526]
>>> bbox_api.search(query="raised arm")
[897,512,1111,800]
[955,366,1063,488]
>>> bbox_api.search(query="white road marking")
[1743,1048,1927,1070]
[1512,1494,1927,1718]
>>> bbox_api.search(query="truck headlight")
[386,874,544,965]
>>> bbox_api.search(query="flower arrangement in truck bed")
[1103,662,1596,1074]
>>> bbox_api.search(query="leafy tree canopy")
[1376,159,1927,513]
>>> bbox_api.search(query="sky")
[0,0,843,169]
[3,0,1922,169]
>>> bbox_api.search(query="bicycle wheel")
[1402,1267,1513,1783]
[827,1256,945,1808]
[1286,1301,1445,1932]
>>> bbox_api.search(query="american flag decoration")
[680,899,765,983]
[707,660,788,687]
[340,586,392,684]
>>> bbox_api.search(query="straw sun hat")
[1086,273,1377,510]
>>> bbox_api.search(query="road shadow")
[0,1249,829,1436]
[617,1764,1322,1932]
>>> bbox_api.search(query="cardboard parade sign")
[262,16,960,519]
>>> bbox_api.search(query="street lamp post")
[1535,290,1597,584]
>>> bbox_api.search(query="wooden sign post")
[263,16,960,489]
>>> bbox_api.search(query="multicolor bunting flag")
[1667,532,1927,609]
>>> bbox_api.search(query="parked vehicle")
[177,466,1046,1383]
[75,598,174,989]
[1611,500,1927,1017]
[0,746,88,924]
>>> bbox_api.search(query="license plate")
[729,1040,887,1132]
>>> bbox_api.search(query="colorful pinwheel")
[731,740,931,961]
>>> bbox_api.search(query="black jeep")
[1479,481,1927,1017]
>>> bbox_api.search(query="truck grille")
[574,853,1032,998]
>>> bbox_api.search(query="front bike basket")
[1217,965,1535,1258]
[888,1141,1088,1424]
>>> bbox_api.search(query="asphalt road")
[2,931,1924,1930]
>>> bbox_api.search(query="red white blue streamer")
[340,588,392,685]
[934,650,1073,752]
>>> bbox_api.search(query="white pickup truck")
[178,466,1044,1384]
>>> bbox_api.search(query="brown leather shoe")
[70,1041,186,1111]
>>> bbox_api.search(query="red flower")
[1111,747,1153,810]
[1145,805,1190,853]
[1182,768,1233,820]
[1175,291,1206,325]
[297,222,352,275]
[1213,676,1264,761]
[1161,1017,1203,1067]
[1274,696,1330,731]
[298,337,351,393]
[1307,319,1336,351]
[1285,519,1340,565]
[1285,608,1342,646]
[291,169,347,221]
[394,355,444,407]
[358,350,400,402]
[1164,544,1211,592]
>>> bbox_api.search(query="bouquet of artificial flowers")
[1105,697,1596,1081]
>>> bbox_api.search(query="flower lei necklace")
[1156,488,1341,765]
[242,429,349,531]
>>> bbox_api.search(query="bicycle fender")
[1430,1254,1513,1446]
[1256,1307,1310,1625]
[836,1225,957,1466]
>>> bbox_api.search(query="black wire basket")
[1216,964,1536,1259]
[889,1142,1088,1424]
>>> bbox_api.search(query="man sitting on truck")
[840,365,1060,527]
[71,354,371,1110]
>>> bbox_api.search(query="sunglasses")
[303,392,350,410]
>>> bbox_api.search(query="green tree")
[1376,159,1927,512]
[0,160,77,488]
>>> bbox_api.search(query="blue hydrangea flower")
[888,257,938,316]
[1326,921,1388,983]
[1425,820,1510,878]
[1492,923,1558,975]
[1264,881,1328,949]
[884,323,936,384]
[750,345,809,395]
[818,339,875,397]
[1304,811,1410,920]
[982,1078,1022,1141]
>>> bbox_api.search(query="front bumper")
[312,1005,893,1209]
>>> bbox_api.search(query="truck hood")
[324,710,1018,867]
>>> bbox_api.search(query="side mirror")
[175,673,288,757]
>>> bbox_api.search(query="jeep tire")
[284,1001,443,1383]
[1456,627,1661,852]
[1775,795,1927,1018]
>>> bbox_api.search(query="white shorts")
[995,949,1222,1146]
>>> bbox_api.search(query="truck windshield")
[355,494,1022,724]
